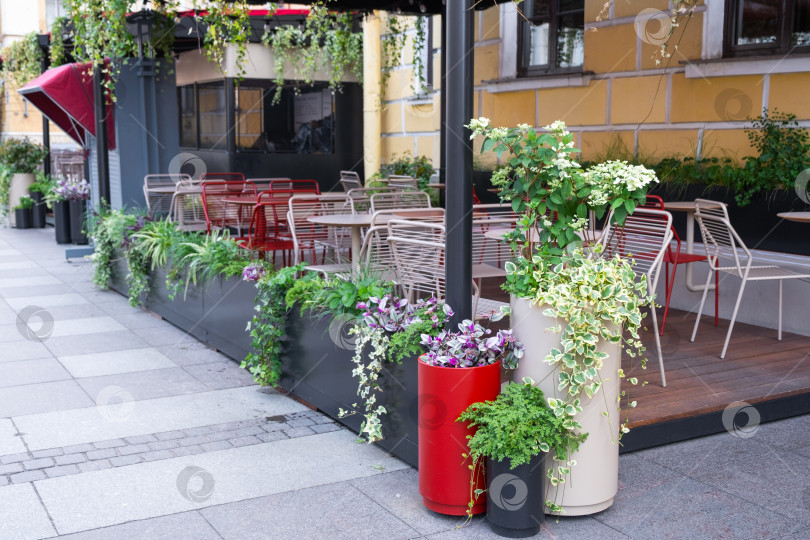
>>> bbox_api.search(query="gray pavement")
[0,225,809,539]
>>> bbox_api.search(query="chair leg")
[714,270,719,326]
[650,302,666,387]
[661,261,676,335]
[721,278,747,359]
[778,280,783,341]
[690,270,713,343]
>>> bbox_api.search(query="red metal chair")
[645,194,718,333]
[201,172,246,184]
[237,202,295,265]
[201,181,258,233]
[268,179,321,194]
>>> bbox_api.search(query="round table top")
[307,214,372,227]
[663,200,723,212]
[778,211,810,223]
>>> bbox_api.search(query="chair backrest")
[201,181,258,233]
[287,194,352,265]
[357,225,396,280]
[268,179,321,194]
[340,177,363,193]
[144,174,190,215]
[247,177,291,192]
[387,175,419,190]
[371,207,445,226]
[169,179,206,231]
[201,172,245,183]
[471,203,518,266]
[346,186,399,213]
[370,191,431,213]
[598,207,673,292]
[340,170,360,181]
[387,219,446,301]
[694,199,750,276]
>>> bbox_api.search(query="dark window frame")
[724,0,810,57]
[517,0,585,77]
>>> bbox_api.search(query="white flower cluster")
[466,117,491,138]
[543,120,569,136]
[585,160,659,193]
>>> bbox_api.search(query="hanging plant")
[1,32,44,88]
[380,13,407,107]
[49,16,70,67]
[411,15,428,95]
[261,4,363,105]
[198,0,252,81]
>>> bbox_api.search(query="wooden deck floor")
[624,308,810,428]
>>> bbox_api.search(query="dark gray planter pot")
[200,275,256,361]
[53,201,71,244]
[14,208,32,229]
[30,191,46,228]
[486,453,546,538]
[147,267,207,343]
[69,199,88,245]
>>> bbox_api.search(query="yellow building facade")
[377,1,810,171]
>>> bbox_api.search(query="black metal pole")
[93,68,111,204]
[439,5,447,189]
[38,34,50,176]
[443,0,474,323]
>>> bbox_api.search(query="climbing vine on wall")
[1,32,44,88]
[380,14,407,106]
[411,15,428,95]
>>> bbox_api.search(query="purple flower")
[242,263,266,282]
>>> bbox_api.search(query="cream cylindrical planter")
[8,173,35,227]
[510,295,621,516]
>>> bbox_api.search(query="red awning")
[18,62,116,149]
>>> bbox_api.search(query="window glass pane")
[178,86,197,148]
[522,0,551,67]
[794,0,810,46]
[198,83,227,150]
[734,0,779,45]
[557,11,584,67]
[291,88,334,154]
[236,87,265,150]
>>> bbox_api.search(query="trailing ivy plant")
[244,264,306,386]
[89,207,135,289]
[411,15,428,95]
[380,13,407,106]
[199,0,251,81]
[1,32,44,88]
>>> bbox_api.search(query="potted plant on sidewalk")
[0,137,46,227]
[54,176,91,244]
[467,118,656,515]
[45,177,71,245]
[418,316,524,516]
[28,173,53,229]
[458,378,587,537]
[13,195,34,229]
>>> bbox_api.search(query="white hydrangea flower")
[518,123,531,131]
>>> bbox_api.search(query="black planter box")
[649,183,810,256]
[31,192,46,229]
[281,307,419,466]
[14,208,32,229]
[107,255,419,467]
[69,199,88,245]
[53,201,72,244]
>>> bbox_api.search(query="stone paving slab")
[0,380,96,418]
[56,348,176,378]
[14,386,307,450]
[0,358,73,388]
[201,479,420,540]
[0,483,57,539]
[48,316,126,338]
[35,429,409,535]
[76,368,208,402]
[0,418,25,455]
[4,294,90,310]
[0,276,63,289]
[49,511,222,540]
[42,330,151,357]
[0,340,53,363]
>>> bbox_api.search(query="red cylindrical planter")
[418,359,501,515]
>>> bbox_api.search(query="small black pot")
[53,201,72,244]
[30,191,47,229]
[486,454,546,538]
[69,199,88,245]
[14,208,32,229]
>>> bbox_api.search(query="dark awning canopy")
[18,62,116,149]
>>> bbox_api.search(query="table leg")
[685,210,715,293]
[351,227,362,271]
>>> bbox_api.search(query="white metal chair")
[470,204,519,311]
[169,178,206,232]
[370,191,431,214]
[387,175,419,190]
[598,207,673,386]
[387,219,508,320]
[339,170,362,192]
[370,206,445,226]
[346,186,400,213]
[287,194,353,273]
[144,174,189,216]
[690,199,810,359]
